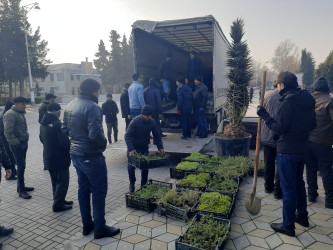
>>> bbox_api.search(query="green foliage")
[176,161,199,171]
[185,153,209,162]
[214,156,251,178]
[197,163,219,173]
[209,177,238,193]
[181,216,230,250]
[301,49,315,88]
[134,184,169,200]
[158,189,200,209]
[316,51,333,91]
[177,173,210,188]
[198,192,232,213]
[136,153,168,163]
[208,156,227,164]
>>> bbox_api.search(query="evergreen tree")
[109,30,122,87]
[121,34,134,83]
[94,39,111,85]
[316,51,333,91]
[300,49,315,88]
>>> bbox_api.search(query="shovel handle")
[252,71,267,193]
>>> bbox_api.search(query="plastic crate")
[128,154,170,170]
[125,179,172,212]
[170,168,197,179]
[175,214,231,250]
[207,177,240,196]
[198,192,236,219]
[176,172,212,192]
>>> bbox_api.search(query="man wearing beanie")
[257,71,316,237]
[39,93,57,124]
[102,93,119,144]
[176,78,193,139]
[63,79,120,239]
[40,102,73,212]
[306,77,333,209]
[125,105,165,192]
[193,75,208,138]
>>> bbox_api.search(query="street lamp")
[22,2,40,104]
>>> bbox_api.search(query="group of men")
[258,71,333,238]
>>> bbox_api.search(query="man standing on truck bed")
[158,52,172,102]
[128,74,145,119]
[186,51,203,91]
[193,76,208,138]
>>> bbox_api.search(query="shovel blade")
[245,193,262,215]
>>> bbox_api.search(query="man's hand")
[159,149,165,155]
[159,114,163,119]
[199,107,204,112]
[129,150,137,157]
[257,106,271,122]
[177,110,181,115]
[5,169,12,180]
[128,115,132,120]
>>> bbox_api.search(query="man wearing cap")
[305,77,333,209]
[158,52,173,102]
[63,79,120,239]
[128,73,145,119]
[193,76,208,138]
[176,78,193,139]
[125,105,165,192]
[102,94,119,144]
[120,83,131,130]
[4,97,34,199]
[39,93,57,123]
[186,51,203,91]
[40,102,73,212]
[261,81,282,199]
[257,72,316,237]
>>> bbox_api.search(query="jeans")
[130,109,142,119]
[277,154,308,229]
[49,168,70,209]
[180,110,192,138]
[305,141,333,205]
[10,142,28,192]
[263,145,281,192]
[106,120,118,143]
[125,118,131,130]
[162,80,170,102]
[71,155,108,230]
[194,109,208,137]
[128,150,149,187]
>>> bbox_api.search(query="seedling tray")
[128,153,170,170]
[207,177,240,196]
[198,192,235,219]
[170,168,197,179]
[125,179,172,212]
[175,214,231,250]
[176,172,212,192]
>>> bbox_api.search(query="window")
[50,73,54,82]
[72,87,75,95]
[70,73,74,81]
[57,72,64,81]
[76,75,80,80]
[50,87,55,94]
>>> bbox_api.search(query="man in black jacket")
[63,79,120,239]
[40,103,73,212]
[102,94,119,144]
[257,72,316,237]
[186,51,203,91]
[39,93,57,123]
[120,83,131,129]
[125,105,164,192]
[158,52,172,102]
[193,76,208,138]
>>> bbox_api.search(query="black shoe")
[295,216,309,227]
[181,136,188,140]
[308,193,318,202]
[129,182,135,193]
[94,225,120,239]
[199,135,208,138]
[325,203,333,209]
[44,167,48,170]
[265,188,274,194]
[82,224,94,236]
[161,134,167,137]
[19,191,31,199]
[274,191,283,200]
[24,187,34,192]
[64,200,73,205]
[0,226,14,237]
[114,139,118,142]
[53,204,72,212]
[270,223,295,237]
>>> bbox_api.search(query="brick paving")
[0,95,332,249]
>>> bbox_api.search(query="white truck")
[131,15,230,132]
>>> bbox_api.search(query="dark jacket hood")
[280,88,315,110]
[149,79,159,88]
[41,113,59,126]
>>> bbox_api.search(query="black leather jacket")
[63,95,107,157]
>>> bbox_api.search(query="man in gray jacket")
[4,97,34,199]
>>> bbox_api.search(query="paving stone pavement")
[0,95,332,249]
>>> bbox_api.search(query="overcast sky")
[24,0,333,68]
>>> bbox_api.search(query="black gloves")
[257,106,271,122]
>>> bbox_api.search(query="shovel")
[245,71,267,215]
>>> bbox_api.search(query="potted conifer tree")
[215,18,253,157]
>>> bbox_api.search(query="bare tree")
[271,39,300,73]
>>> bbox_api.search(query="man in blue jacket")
[176,78,193,139]
[63,79,120,239]
[193,75,208,138]
[125,105,164,192]
[128,74,145,119]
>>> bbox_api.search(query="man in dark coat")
[120,83,131,129]
[102,94,119,144]
[40,103,73,212]
[39,93,57,123]
[176,78,193,139]
[63,79,120,239]
[158,52,172,102]
[257,72,316,237]
[125,105,164,192]
[306,77,333,209]
[144,78,164,136]
[261,81,282,199]
[193,75,208,138]
[249,85,254,103]
[186,51,203,91]
[0,101,16,180]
